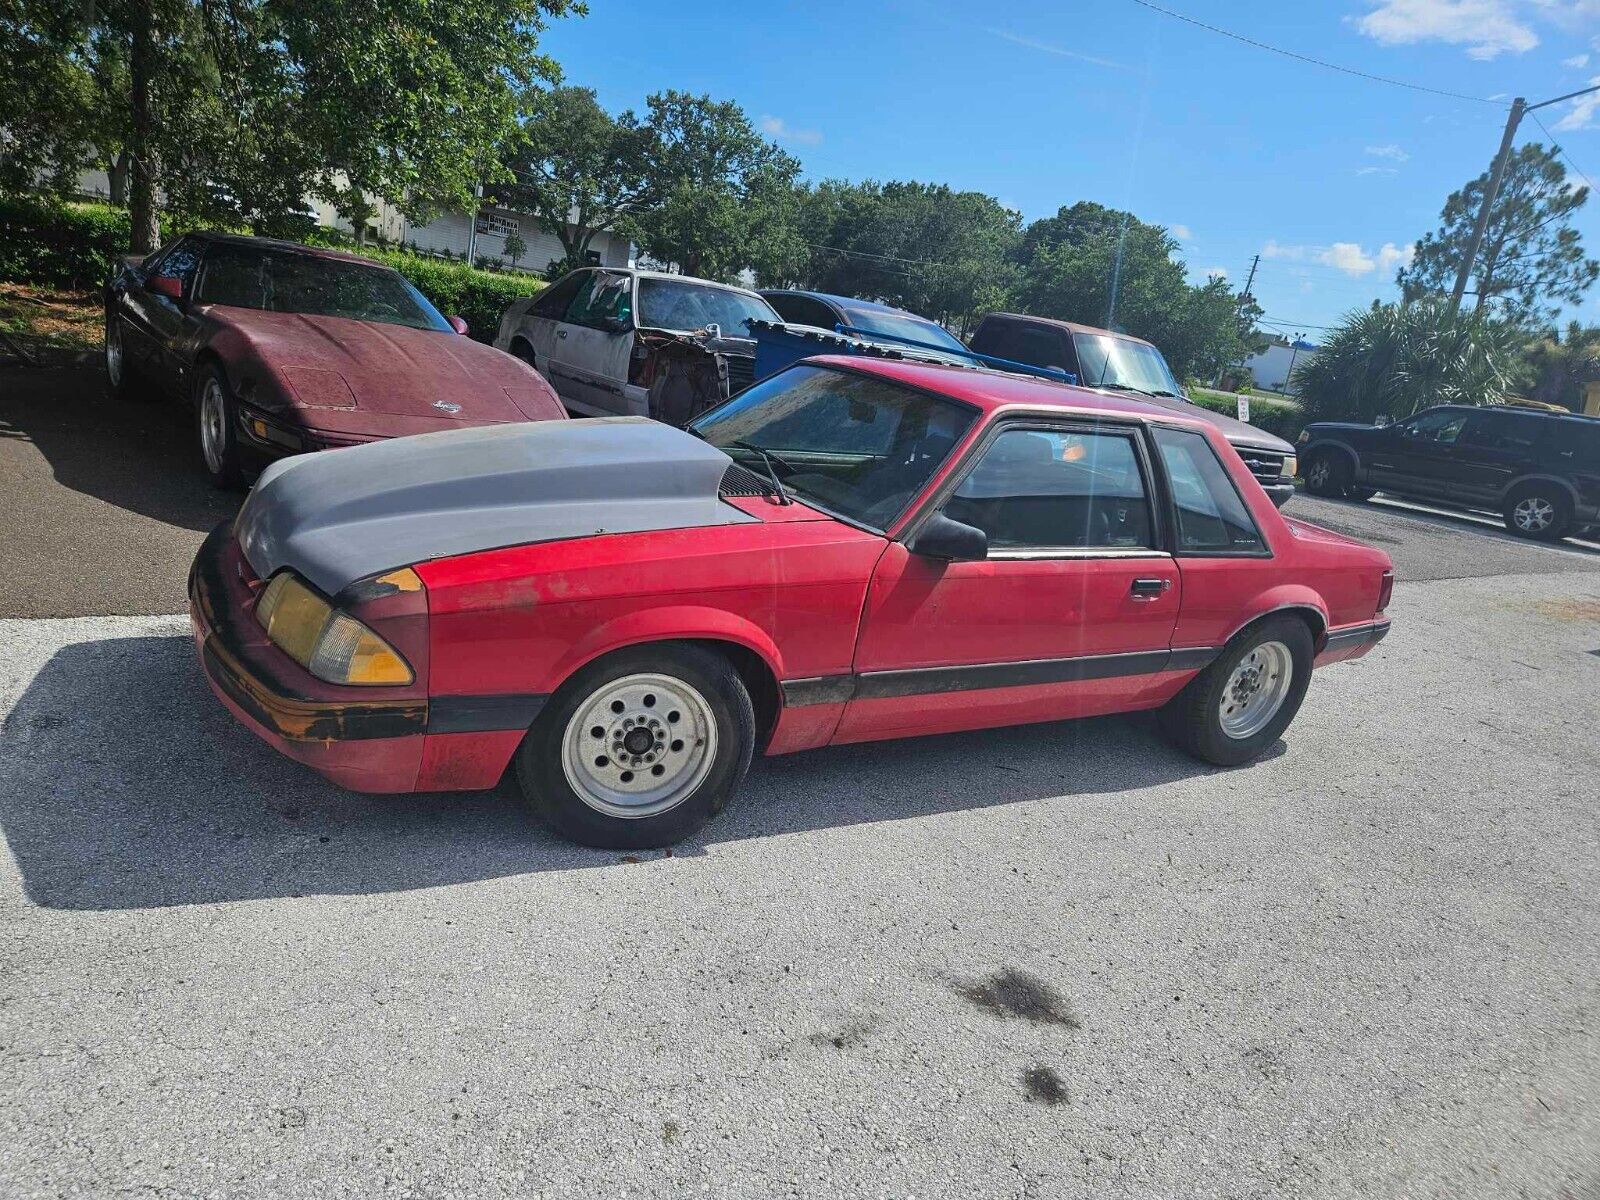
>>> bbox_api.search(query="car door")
[117,236,205,388]
[1367,408,1469,495]
[1444,411,1549,505]
[833,420,1181,744]
[512,270,590,401]
[550,269,637,416]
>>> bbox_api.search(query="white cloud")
[1555,75,1600,129]
[1200,265,1228,278]
[1365,143,1411,162]
[985,28,1128,69]
[1564,52,1591,66]
[758,115,822,145]
[1378,242,1416,273]
[1309,240,1414,275]
[1261,239,1306,261]
[1171,223,1193,240]
[1356,165,1401,175]
[1353,0,1538,59]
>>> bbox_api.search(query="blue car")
[759,290,980,366]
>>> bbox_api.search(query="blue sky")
[538,0,1600,339]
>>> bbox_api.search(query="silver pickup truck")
[495,267,781,425]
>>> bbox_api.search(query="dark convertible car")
[105,233,566,486]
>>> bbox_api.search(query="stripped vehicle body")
[190,358,1394,847]
[493,267,780,423]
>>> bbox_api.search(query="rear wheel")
[194,365,244,489]
[1503,485,1571,541]
[1161,616,1315,767]
[1302,452,1351,497]
[515,644,755,849]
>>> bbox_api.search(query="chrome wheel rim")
[1513,496,1554,532]
[1306,459,1329,488]
[561,672,717,819]
[105,318,122,385]
[1219,641,1293,740]
[199,379,227,474]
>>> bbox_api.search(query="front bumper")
[1262,482,1295,509]
[188,523,428,791]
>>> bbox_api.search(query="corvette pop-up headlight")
[255,572,413,686]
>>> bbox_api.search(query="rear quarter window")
[1152,427,1266,554]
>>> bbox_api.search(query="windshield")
[194,245,450,331]
[690,364,978,531]
[1072,333,1181,396]
[637,278,778,333]
[843,308,974,357]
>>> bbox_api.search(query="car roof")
[977,311,1156,348]
[612,267,766,301]
[762,290,929,319]
[189,231,384,268]
[804,355,1203,426]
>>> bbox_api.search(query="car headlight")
[256,572,414,685]
[1282,455,1297,479]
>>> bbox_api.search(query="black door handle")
[1131,577,1171,599]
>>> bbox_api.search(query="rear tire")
[1303,452,1351,497]
[514,644,755,849]
[1160,616,1315,767]
[1503,485,1571,542]
[194,364,244,489]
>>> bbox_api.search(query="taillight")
[1377,570,1394,614]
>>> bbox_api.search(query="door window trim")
[899,413,1173,560]
[1147,424,1275,559]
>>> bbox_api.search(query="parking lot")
[3,366,1599,1198]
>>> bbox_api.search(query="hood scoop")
[235,417,753,596]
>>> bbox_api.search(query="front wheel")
[1302,452,1351,497]
[105,311,146,401]
[515,644,755,849]
[194,365,244,489]
[1504,487,1571,542]
[1160,616,1315,767]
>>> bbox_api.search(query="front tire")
[1503,486,1571,542]
[194,365,244,489]
[105,311,147,401]
[1161,616,1315,767]
[1302,452,1351,497]
[515,644,755,849]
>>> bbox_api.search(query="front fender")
[543,604,787,694]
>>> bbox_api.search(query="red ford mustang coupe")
[189,358,1393,848]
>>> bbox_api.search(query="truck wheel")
[1302,452,1351,497]
[515,644,755,849]
[1503,486,1571,541]
[194,365,244,489]
[1160,616,1314,767]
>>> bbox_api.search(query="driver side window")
[1399,409,1469,443]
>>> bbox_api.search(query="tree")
[498,87,652,277]
[1399,143,1599,327]
[1295,299,1524,423]
[624,91,802,281]
[503,229,527,270]
[1521,322,1600,411]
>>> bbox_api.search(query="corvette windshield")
[691,364,977,531]
[194,245,451,331]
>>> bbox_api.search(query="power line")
[1126,0,1509,106]
[1530,111,1599,194]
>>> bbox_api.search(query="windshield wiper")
[729,439,792,505]
[1096,381,1157,397]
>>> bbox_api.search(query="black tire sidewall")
[1305,452,1350,497]
[1503,486,1571,541]
[194,364,243,488]
[1169,616,1315,767]
[515,644,755,849]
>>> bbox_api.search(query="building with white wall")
[1243,338,1320,393]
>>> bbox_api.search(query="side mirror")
[148,275,185,303]
[908,512,988,562]
[446,314,469,336]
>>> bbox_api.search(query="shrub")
[357,248,541,343]
[0,196,131,288]
[1188,388,1305,444]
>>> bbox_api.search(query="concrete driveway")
[2,365,1598,1197]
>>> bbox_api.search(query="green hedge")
[1188,388,1305,443]
[0,196,541,342]
[0,196,131,288]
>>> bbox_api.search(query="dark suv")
[1298,405,1600,541]
[969,312,1298,506]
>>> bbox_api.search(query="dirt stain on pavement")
[1530,597,1600,623]
[808,1015,879,1050]
[952,968,1081,1028]
[1021,1065,1068,1106]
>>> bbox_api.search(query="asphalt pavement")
[2,363,1600,1197]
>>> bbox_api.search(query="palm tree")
[1522,322,1600,412]
[1295,298,1523,423]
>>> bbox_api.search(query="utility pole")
[1450,84,1600,314]
[1214,254,1259,387]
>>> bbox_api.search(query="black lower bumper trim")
[429,693,548,735]
[1324,619,1391,652]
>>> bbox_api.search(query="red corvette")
[189,358,1393,848]
[105,232,565,486]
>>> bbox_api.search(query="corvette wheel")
[195,366,244,489]
[516,644,755,849]
[105,313,145,401]
[1160,615,1314,767]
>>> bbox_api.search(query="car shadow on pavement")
[0,631,1236,911]
[0,364,240,534]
